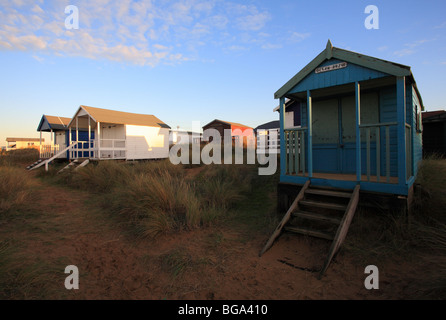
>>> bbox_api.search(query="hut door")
[312,93,379,174]
[341,92,379,174]
[312,98,340,172]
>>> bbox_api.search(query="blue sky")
[1,0,445,146]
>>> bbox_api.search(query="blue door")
[66,130,95,159]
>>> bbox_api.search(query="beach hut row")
[33,41,425,200]
[33,105,263,170]
[29,40,429,276]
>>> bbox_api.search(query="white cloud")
[261,43,282,50]
[290,32,310,42]
[31,4,44,14]
[434,21,446,29]
[0,0,274,66]
[393,39,433,57]
[394,48,414,57]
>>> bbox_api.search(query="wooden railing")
[406,124,412,179]
[70,140,95,160]
[98,139,126,159]
[359,122,397,183]
[30,142,79,171]
[284,127,307,176]
[40,145,60,159]
[256,130,280,154]
[69,139,126,160]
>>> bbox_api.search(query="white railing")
[30,142,79,171]
[257,131,280,154]
[98,139,126,159]
[39,145,61,159]
[67,139,127,160]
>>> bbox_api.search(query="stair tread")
[284,226,334,240]
[292,210,342,224]
[305,188,352,198]
[299,199,347,211]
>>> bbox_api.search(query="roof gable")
[203,119,252,129]
[255,120,280,131]
[68,105,170,129]
[275,40,413,99]
[37,115,71,132]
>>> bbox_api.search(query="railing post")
[288,131,294,174]
[397,76,407,185]
[366,127,370,181]
[386,126,390,183]
[279,97,286,176]
[376,127,380,182]
[355,82,361,182]
[307,90,313,178]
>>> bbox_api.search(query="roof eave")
[274,40,413,100]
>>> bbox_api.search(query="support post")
[97,122,101,160]
[279,97,286,176]
[307,90,313,178]
[355,82,361,182]
[69,127,72,160]
[88,116,91,158]
[76,117,79,159]
[396,76,407,185]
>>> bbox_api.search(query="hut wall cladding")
[203,122,230,141]
[298,86,401,176]
[411,86,423,175]
[125,125,170,160]
[288,59,389,94]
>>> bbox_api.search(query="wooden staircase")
[58,159,90,174]
[259,181,360,278]
[26,159,44,170]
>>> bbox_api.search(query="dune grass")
[343,156,446,298]
[0,149,39,167]
[0,166,38,217]
[51,159,260,239]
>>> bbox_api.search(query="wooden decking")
[287,172,399,184]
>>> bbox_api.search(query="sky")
[1,0,445,146]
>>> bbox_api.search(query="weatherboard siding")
[126,125,169,160]
[288,59,390,94]
[411,86,423,177]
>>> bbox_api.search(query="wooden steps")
[57,159,90,174]
[299,200,347,211]
[284,226,334,241]
[259,182,360,278]
[26,159,43,170]
[292,210,341,224]
[304,188,352,198]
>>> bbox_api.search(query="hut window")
[416,105,422,133]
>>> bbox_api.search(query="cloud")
[394,48,414,57]
[434,21,446,29]
[393,39,433,57]
[261,43,282,50]
[290,32,310,42]
[0,0,274,66]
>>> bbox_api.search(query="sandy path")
[12,173,419,300]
